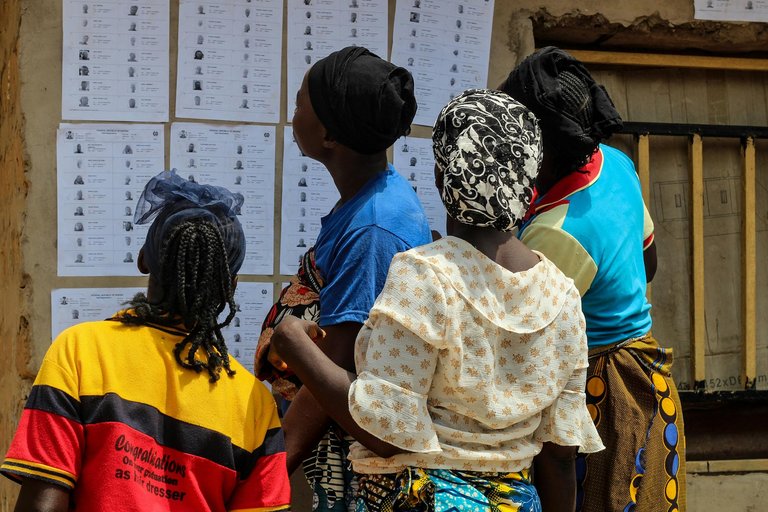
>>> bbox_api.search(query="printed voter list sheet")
[393,136,446,236]
[57,124,165,277]
[221,282,274,373]
[62,0,170,122]
[694,0,768,22]
[170,123,276,275]
[286,0,388,120]
[176,0,283,123]
[391,0,494,126]
[52,284,272,373]
[52,288,145,340]
[280,126,340,275]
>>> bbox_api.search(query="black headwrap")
[307,46,417,154]
[501,47,623,165]
[134,170,246,276]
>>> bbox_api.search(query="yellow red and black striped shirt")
[2,315,291,512]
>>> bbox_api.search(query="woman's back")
[2,171,291,511]
[347,236,602,474]
[4,317,288,512]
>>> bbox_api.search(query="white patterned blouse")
[347,236,604,475]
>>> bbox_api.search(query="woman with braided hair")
[2,170,291,512]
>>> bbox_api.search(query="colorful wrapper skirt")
[577,335,686,512]
[303,429,357,512]
[355,467,541,512]
[255,249,358,511]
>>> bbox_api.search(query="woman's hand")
[271,316,326,369]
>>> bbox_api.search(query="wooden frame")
[690,134,706,389]
[743,137,757,390]
[567,49,768,73]
[628,129,761,391]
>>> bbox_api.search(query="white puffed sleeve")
[348,251,447,453]
[534,286,604,453]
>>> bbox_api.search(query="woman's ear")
[321,133,338,150]
[137,248,150,275]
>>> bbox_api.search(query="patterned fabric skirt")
[255,247,323,400]
[577,335,686,512]
[355,468,540,512]
[303,429,357,512]
[254,249,358,511]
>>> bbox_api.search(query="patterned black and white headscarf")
[432,89,542,231]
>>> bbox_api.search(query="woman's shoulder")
[51,318,143,352]
[395,238,467,271]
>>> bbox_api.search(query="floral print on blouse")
[347,236,604,475]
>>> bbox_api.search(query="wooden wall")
[592,67,768,391]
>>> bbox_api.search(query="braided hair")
[120,212,238,382]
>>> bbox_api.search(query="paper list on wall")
[393,137,446,236]
[62,0,170,121]
[57,123,165,277]
[391,0,494,127]
[694,0,768,21]
[170,122,276,275]
[52,288,145,340]
[176,0,284,123]
[286,0,388,120]
[280,126,340,275]
[52,283,274,374]
[220,282,274,374]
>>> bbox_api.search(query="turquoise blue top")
[518,145,655,347]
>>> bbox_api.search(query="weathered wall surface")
[2,0,768,509]
[0,0,32,509]
[689,472,768,510]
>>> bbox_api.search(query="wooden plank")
[566,49,768,73]
[591,70,629,121]
[694,459,768,474]
[691,134,706,389]
[743,137,757,390]
[637,135,652,210]
[637,134,652,302]
[686,461,709,473]
[725,72,766,126]
[623,69,675,123]
[705,70,729,124]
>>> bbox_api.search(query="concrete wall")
[0,0,34,508]
[2,0,768,510]
[689,472,768,511]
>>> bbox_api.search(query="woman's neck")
[325,151,388,204]
[534,156,558,196]
[448,223,539,273]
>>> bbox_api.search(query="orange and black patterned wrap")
[577,335,686,512]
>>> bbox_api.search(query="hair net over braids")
[433,89,542,231]
[135,169,246,275]
[118,170,246,382]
